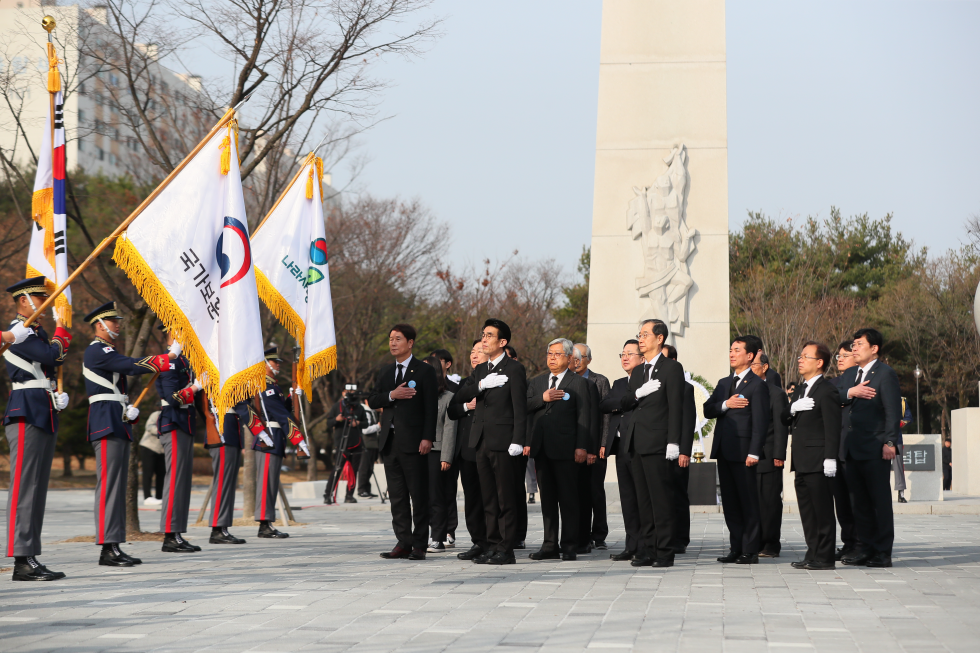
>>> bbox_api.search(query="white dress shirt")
[488,352,506,370]
[387,353,414,401]
[548,368,569,388]
[801,374,822,397]
[721,368,752,411]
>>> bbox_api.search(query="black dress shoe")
[735,554,759,564]
[717,551,740,563]
[408,548,426,560]
[344,495,358,503]
[841,550,872,566]
[210,527,246,544]
[652,558,674,568]
[561,552,577,561]
[514,540,526,550]
[835,546,853,561]
[898,493,907,503]
[759,549,780,558]
[630,555,654,567]
[593,541,608,550]
[12,557,65,581]
[575,544,593,555]
[458,546,484,561]
[487,551,516,565]
[358,492,379,498]
[528,493,535,504]
[866,552,893,568]
[118,548,143,565]
[791,560,809,569]
[257,521,289,539]
[380,546,410,559]
[100,545,137,567]
[473,551,494,564]
[610,550,634,561]
[162,535,197,553]
[804,561,836,570]
[529,550,561,561]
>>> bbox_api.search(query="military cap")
[6,277,49,298]
[84,301,123,324]
[264,345,283,362]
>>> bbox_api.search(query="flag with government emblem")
[28,41,72,325]
[251,153,337,397]
[112,116,266,415]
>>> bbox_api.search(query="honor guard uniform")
[3,277,71,581]
[208,398,265,544]
[155,324,203,552]
[83,302,174,566]
[253,346,310,538]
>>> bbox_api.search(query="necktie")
[395,363,404,387]
[854,369,864,387]
[800,381,808,398]
[643,363,652,383]
[731,374,741,398]
[488,361,494,373]
[550,375,558,389]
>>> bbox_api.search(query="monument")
[586,0,730,386]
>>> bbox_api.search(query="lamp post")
[914,366,922,434]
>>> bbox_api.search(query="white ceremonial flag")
[112,117,266,414]
[251,153,337,396]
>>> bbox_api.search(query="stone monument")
[586,0,730,387]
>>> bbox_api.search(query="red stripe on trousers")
[98,441,108,544]
[6,422,25,556]
[260,454,269,520]
[212,448,225,527]
[165,432,177,532]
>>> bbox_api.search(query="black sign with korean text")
[902,444,935,472]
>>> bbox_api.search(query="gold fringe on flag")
[304,156,324,200]
[31,188,56,262]
[46,43,60,93]
[112,233,264,415]
[304,345,336,398]
[218,120,239,176]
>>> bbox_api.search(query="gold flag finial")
[41,16,56,33]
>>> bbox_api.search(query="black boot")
[175,533,202,551]
[12,556,66,581]
[162,533,197,552]
[344,493,358,504]
[99,544,140,567]
[210,527,246,544]
[257,521,289,538]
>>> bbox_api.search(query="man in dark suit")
[829,340,859,560]
[618,319,686,567]
[368,324,438,561]
[571,343,609,552]
[704,335,770,564]
[750,353,789,558]
[599,339,642,561]
[526,339,591,560]
[838,328,902,568]
[448,340,489,560]
[453,318,528,565]
[782,341,842,570]
[661,344,696,554]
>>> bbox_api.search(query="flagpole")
[0,107,239,358]
[251,152,315,236]
[42,16,64,393]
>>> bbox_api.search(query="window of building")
[97,147,104,161]
[78,109,85,123]
[78,139,84,152]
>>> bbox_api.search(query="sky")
[337,0,980,274]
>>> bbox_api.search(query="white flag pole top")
[112,115,267,416]
[251,153,338,397]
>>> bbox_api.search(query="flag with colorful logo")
[28,41,71,325]
[251,153,337,397]
[112,116,266,415]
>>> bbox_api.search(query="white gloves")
[362,423,380,434]
[448,374,461,384]
[298,440,311,456]
[191,379,203,392]
[54,392,69,411]
[635,378,662,399]
[479,373,508,390]
[168,341,182,356]
[9,322,31,344]
[824,458,837,477]
[507,443,523,456]
[125,404,140,421]
[791,397,815,415]
[666,443,680,460]
[257,429,274,447]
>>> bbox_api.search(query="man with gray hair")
[571,343,610,551]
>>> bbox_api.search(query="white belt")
[160,399,187,408]
[12,380,55,391]
[226,408,236,415]
[266,421,281,429]
[89,393,129,405]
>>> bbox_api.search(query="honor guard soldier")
[3,277,71,581]
[208,397,267,544]
[155,324,203,552]
[83,302,177,566]
[253,346,310,539]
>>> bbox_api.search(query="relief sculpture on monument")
[627,144,700,338]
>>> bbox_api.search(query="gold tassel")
[306,165,314,199]
[218,120,239,176]
[54,294,72,328]
[46,43,60,93]
[315,157,323,200]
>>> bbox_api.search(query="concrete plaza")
[1,488,979,653]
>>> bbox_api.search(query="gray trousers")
[93,438,130,545]
[159,430,194,534]
[210,446,241,528]
[255,452,282,522]
[525,457,538,494]
[892,445,907,492]
[5,422,55,557]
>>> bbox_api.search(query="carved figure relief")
[627,145,699,337]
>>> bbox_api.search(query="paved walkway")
[1,489,978,652]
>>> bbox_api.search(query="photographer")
[326,389,366,503]
[358,398,380,498]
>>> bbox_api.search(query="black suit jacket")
[367,355,438,454]
[526,372,591,460]
[829,375,848,460]
[453,355,528,451]
[756,381,789,473]
[586,370,611,450]
[704,370,770,462]
[599,375,634,452]
[680,381,697,457]
[619,355,685,456]
[782,376,842,473]
[838,360,903,460]
[447,374,477,461]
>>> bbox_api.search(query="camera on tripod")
[343,383,371,403]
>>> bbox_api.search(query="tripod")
[324,413,355,505]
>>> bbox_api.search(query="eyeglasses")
[636,332,653,340]
[480,332,497,340]
[835,353,852,361]
[620,352,641,359]
[546,352,567,359]
[798,354,821,361]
